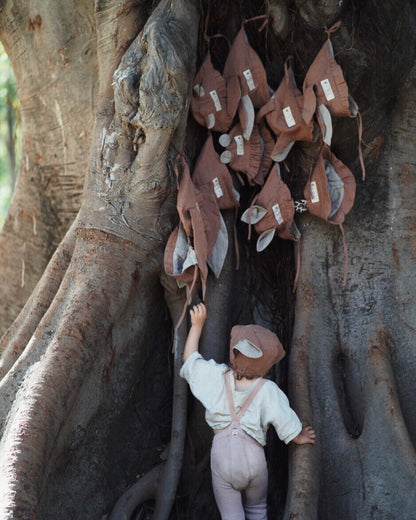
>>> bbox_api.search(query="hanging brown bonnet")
[223,17,271,139]
[219,122,261,184]
[241,163,300,251]
[303,144,356,224]
[191,51,235,133]
[302,21,359,125]
[256,57,314,162]
[303,143,356,285]
[192,133,240,211]
[164,155,221,300]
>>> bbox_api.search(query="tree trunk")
[1,1,416,519]
[0,0,99,333]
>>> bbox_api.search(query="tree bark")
[0,0,199,518]
[0,0,97,333]
[1,1,416,519]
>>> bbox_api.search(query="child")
[179,303,316,520]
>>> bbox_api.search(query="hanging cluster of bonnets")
[164,17,364,308]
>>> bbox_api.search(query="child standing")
[179,303,316,520]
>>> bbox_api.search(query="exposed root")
[0,226,75,381]
[152,277,189,520]
[284,334,318,520]
[106,277,189,520]
[108,463,164,520]
[366,331,416,471]
[0,229,146,518]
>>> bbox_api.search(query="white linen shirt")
[179,351,302,446]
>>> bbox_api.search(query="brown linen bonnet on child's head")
[229,324,286,378]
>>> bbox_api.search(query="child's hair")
[232,365,257,380]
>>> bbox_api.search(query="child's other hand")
[190,303,207,329]
[292,426,316,445]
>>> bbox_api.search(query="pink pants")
[210,422,268,520]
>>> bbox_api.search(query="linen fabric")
[210,372,268,520]
[179,351,302,446]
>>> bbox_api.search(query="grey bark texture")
[0,1,416,519]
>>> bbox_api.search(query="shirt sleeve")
[179,351,227,411]
[266,382,303,444]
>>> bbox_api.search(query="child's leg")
[211,465,245,520]
[211,432,246,520]
[243,470,268,520]
[243,437,268,520]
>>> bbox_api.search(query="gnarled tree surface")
[0,1,416,519]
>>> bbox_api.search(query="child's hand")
[190,303,207,329]
[292,426,316,445]
[182,303,206,362]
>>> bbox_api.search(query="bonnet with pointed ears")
[303,143,356,225]
[302,22,365,179]
[229,324,286,378]
[191,50,234,133]
[256,56,314,163]
[164,154,222,300]
[223,16,271,140]
[241,163,300,252]
[192,133,240,211]
[302,21,359,125]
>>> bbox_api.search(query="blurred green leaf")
[0,42,20,229]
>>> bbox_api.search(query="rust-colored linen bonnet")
[229,324,286,378]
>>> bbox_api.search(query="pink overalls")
[210,372,268,520]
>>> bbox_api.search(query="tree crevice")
[333,352,363,439]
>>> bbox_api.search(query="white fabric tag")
[234,135,244,156]
[193,84,205,96]
[243,69,256,91]
[320,79,335,101]
[212,177,224,198]
[310,181,320,203]
[272,203,284,225]
[209,90,222,112]
[283,106,296,127]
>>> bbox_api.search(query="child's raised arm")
[182,303,207,362]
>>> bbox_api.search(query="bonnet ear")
[325,159,344,219]
[164,223,198,284]
[256,228,276,252]
[207,213,229,278]
[324,145,356,225]
[238,94,255,140]
[316,104,333,145]
[241,205,268,224]
[271,140,295,163]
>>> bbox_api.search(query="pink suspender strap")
[224,371,266,422]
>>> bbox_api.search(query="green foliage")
[0,43,21,229]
